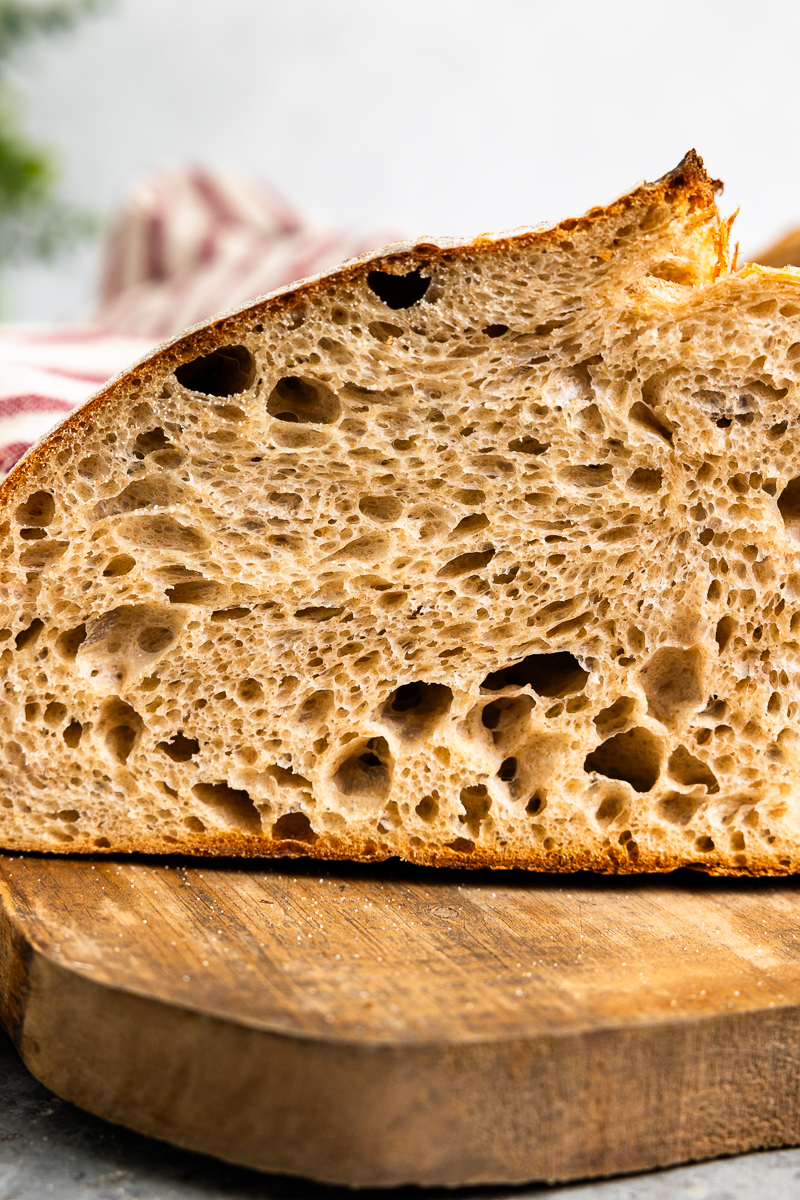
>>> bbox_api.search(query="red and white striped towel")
[0,168,401,478]
[94,167,399,340]
[0,325,156,477]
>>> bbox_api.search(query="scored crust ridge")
[2,149,799,876]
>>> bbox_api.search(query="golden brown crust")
[2,829,792,878]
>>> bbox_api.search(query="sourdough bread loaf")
[1,150,798,874]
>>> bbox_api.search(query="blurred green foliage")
[0,0,108,266]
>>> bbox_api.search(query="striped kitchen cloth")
[0,325,156,477]
[94,166,399,340]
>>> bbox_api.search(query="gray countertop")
[0,1028,796,1200]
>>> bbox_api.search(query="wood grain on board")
[2,854,800,1187]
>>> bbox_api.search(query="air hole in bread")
[584,726,662,793]
[561,464,614,488]
[447,837,475,854]
[212,404,246,421]
[266,376,341,425]
[268,763,312,792]
[715,615,734,653]
[695,389,727,421]
[14,491,54,526]
[237,678,263,703]
[778,476,800,540]
[481,651,588,697]
[449,513,489,539]
[368,320,403,342]
[100,698,143,763]
[15,619,44,651]
[77,455,108,481]
[137,626,175,653]
[62,720,82,748]
[658,792,704,826]
[595,794,623,825]
[296,689,333,726]
[332,534,388,561]
[158,732,200,761]
[5,742,24,766]
[56,623,86,660]
[294,606,344,622]
[192,781,261,832]
[381,681,453,740]
[459,784,491,837]
[118,515,209,553]
[498,756,517,781]
[526,792,546,817]
[134,427,170,457]
[437,548,495,578]
[626,467,663,494]
[77,605,182,688]
[494,564,520,584]
[453,487,486,506]
[594,696,635,737]
[43,701,66,727]
[508,436,549,455]
[415,792,439,822]
[92,477,186,520]
[480,696,535,755]
[272,811,317,843]
[211,606,251,622]
[174,345,255,397]
[484,324,508,337]
[358,495,403,522]
[268,491,302,513]
[638,646,703,728]
[20,539,68,572]
[367,268,429,309]
[667,745,719,792]
[48,828,73,844]
[20,527,45,540]
[333,736,392,799]
[184,816,206,832]
[649,259,698,285]
[272,427,332,451]
[102,554,135,578]
[629,400,674,443]
[166,579,226,606]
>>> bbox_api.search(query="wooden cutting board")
[2,855,800,1189]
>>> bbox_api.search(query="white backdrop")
[5,0,799,320]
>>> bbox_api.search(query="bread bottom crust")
[0,834,787,877]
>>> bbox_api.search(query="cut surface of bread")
[3,150,800,875]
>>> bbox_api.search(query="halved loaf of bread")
[2,150,798,874]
